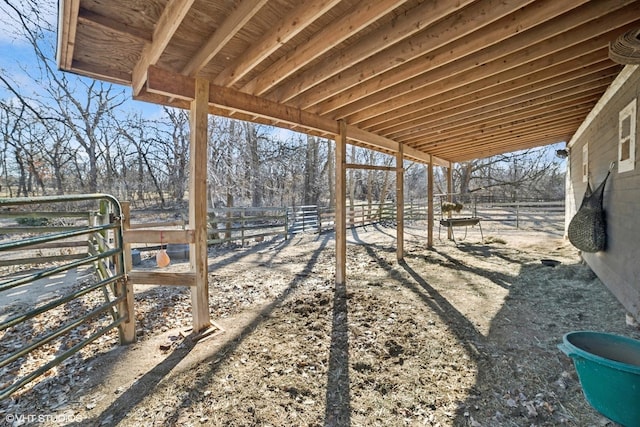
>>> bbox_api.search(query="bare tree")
[433,146,564,202]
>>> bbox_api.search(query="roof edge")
[567,64,639,148]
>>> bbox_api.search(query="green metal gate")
[0,194,134,400]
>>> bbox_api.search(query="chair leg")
[449,225,457,245]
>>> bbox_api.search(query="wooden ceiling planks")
[299,0,547,113]
[271,0,476,105]
[57,0,640,165]
[212,0,342,87]
[359,47,616,132]
[242,0,408,96]
[180,0,268,77]
[385,67,621,141]
[333,1,638,124]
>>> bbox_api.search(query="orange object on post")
[156,249,171,267]
[156,231,171,267]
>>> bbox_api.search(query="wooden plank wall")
[568,65,640,320]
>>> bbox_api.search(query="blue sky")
[0,0,165,118]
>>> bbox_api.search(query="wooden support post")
[119,201,136,343]
[447,164,453,241]
[241,208,246,246]
[396,144,404,261]
[427,157,434,248]
[335,120,347,286]
[189,78,211,333]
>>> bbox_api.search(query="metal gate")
[288,205,319,234]
[0,194,134,400]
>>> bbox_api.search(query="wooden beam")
[70,59,131,86]
[346,125,398,152]
[397,93,605,147]
[272,0,475,104]
[370,50,618,135]
[446,166,453,240]
[404,146,450,167]
[394,73,615,144]
[123,229,195,244]
[56,0,80,70]
[132,0,195,96]
[427,157,434,248]
[439,123,580,152]
[189,78,211,333]
[118,201,136,343]
[181,0,268,77]
[333,1,637,121]
[353,24,632,128]
[335,120,347,286]
[243,0,406,95]
[441,132,575,163]
[302,0,540,112]
[142,70,454,166]
[77,7,152,43]
[439,125,579,153]
[426,124,581,161]
[399,94,600,145]
[346,163,395,171]
[213,0,341,87]
[410,108,596,151]
[146,66,430,162]
[128,271,196,286]
[360,47,614,131]
[396,144,404,261]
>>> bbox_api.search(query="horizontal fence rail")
[0,194,134,400]
[209,206,289,245]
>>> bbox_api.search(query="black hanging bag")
[567,170,611,252]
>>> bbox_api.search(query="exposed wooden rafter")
[296,0,546,111]
[362,48,614,132]
[270,0,477,104]
[181,0,268,77]
[242,0,408,96]
[131,0,196,96]
[57,0,640,164]
[77,7,152,43]
[146,65,448,166]
[394,74,615,144]
[212,0,342,87]
[328,1,638,121]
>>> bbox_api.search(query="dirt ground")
[2,221,640,426]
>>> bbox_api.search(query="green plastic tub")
[559,331,640,427]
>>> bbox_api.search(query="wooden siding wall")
[568,66,640,320]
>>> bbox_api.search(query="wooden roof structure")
[57,0,640,166]
[56,0,640,334]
